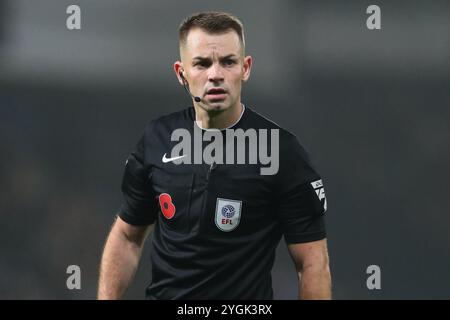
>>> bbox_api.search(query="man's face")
[175,28,252,112]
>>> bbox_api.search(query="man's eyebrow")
[192,54,239,61]
[192,56,210,61]
[219,54,239,59]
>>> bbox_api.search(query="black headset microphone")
[179,71,202,103]
[180,70,218,171]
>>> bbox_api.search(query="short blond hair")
[179,12,245,53]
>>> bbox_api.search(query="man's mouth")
[206,88,227,100]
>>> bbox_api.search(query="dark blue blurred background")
[0,0,449,299]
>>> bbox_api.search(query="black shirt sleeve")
[275,132,328,244]
[118,133,158,226]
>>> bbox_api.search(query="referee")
[98,11,331,300]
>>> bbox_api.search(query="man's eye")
[223,60,236,66]
[194,61,210,68]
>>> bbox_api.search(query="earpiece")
[179,69,201,103]
[179,70,186,81]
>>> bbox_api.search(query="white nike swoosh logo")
[162,153,187,163]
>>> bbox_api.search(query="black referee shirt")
[119,106,327,299]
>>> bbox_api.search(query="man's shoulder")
[143,106,192,132]
[245,107,315,167]
[244,106,298,143]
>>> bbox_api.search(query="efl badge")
[311,179,327,213]
[215,198,242,232]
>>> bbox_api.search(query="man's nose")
[208,63,224,82]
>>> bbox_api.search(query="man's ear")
[174,61,184,86]
[242,55,253,82]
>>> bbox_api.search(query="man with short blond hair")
[98,11,331,300]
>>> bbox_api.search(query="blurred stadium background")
[0,0,449,299]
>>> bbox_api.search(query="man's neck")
[194,102,244,130]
